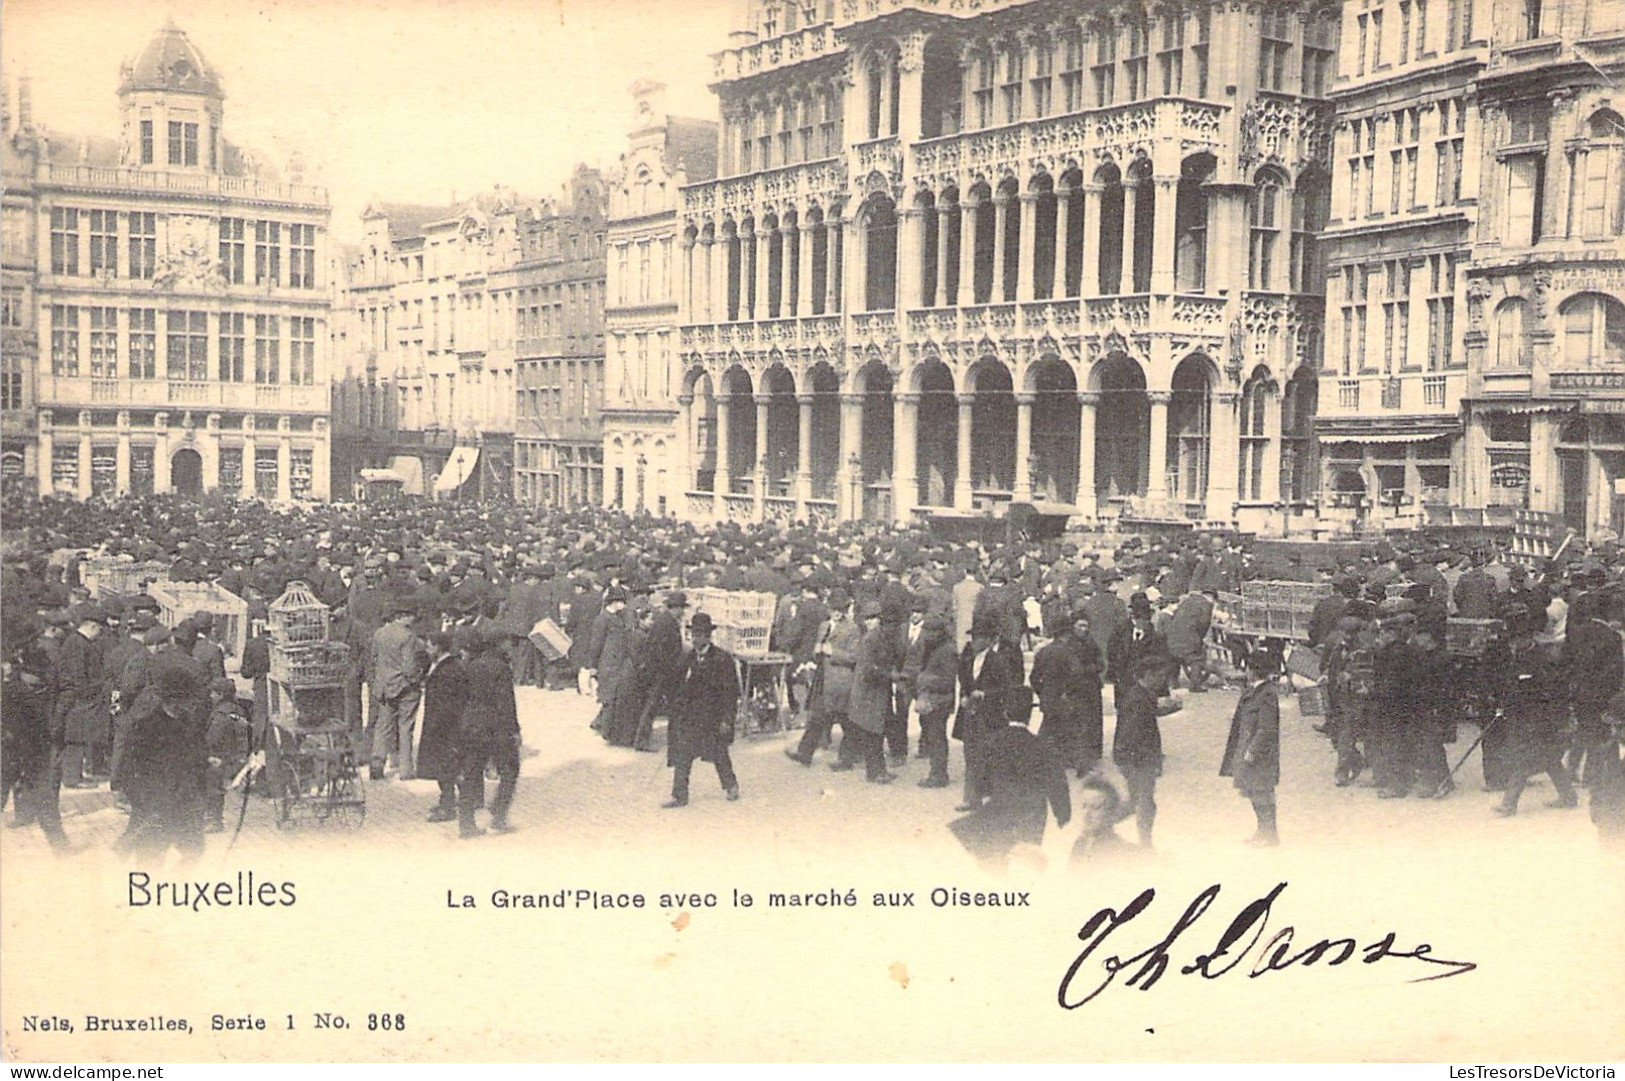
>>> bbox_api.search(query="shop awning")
[386,455,425,496]
[1316,429,1457,444]
[433,447,480,495]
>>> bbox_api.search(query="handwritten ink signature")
[1057,881,1477,1009]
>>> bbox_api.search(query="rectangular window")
[139,119,153,164]
[1092,26,1116,107]
[255,315,280,384]
[973,53,996,129]
[1,355,22,411]
[1434,102,1464,205]
[289,223,316,288]
[1427,254,1456,369]
[50,305,79,375]
[1259,8,1291,90]
[50,207,80,276]
[166,310,207,380]
[129,212,156,280]
[1,287,22,328]
[1506,154,1545,246]
[1400,1,1412,61]
[1030,42,1053,118]
[89,210,117,276]
[1001,46,1025,123]
[89,307,117,377]
[290,317,315,386]
[254,221,281,286]
[129,308,156,379]
[1383,261,1411,371]
[1061,27,1086,112]
[219,218,246,284]
[167,121,198,166]
[1357,13,1369,76]
[1157,11,1185,96]
[255,447,279,499]
[1125,20,1149,100]
[1416,0,1429,55]
[1194,7,1211,96]
[1371,8,1385,68]
[219,311,246,382]
[290,448,313,501]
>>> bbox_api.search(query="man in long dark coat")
[1029,609,1104,775]
[417,631,469,823]
[456,627,522,838]
[634,591,689,752]
[950,708,1071,870]
[1220,651,1281,846]
[664,612,741,807]
[1112,658,1165,848]
[954,609,1028,811]
[1564,592,1623,786]
[117,661,210,858]
[54,606,109,790]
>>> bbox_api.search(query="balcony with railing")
[40,163,329,207]
[39,375,329,414]
[711,22,836,83]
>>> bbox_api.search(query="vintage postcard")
[3,0,1624,1066]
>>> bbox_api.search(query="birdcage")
[83,556,170,599]
[270,640,351,688]
[269,580,331,646]
[148,581,248,659]
[687,588,777,656]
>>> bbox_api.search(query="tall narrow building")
[603,80,718,517]
[675,0,1336,532]
[20,22,332,501]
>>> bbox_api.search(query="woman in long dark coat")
[417,631,469,823]
[606,606,655,747]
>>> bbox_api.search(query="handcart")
[688,588,795,736]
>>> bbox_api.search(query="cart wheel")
[273,760,301,828]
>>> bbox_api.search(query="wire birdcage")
[269,580,331,646]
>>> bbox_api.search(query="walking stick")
[1434,709,1505,798]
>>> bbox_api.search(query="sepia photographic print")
[1,0,1623,1066]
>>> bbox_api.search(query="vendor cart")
[261,582,364,828]
[687,588,795,736]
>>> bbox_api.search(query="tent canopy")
[433,447,480,496]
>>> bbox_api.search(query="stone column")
[1529,413,1559,515]
[115,411,132,495]
[681,238,696,320]
[957,201,978,307]
[824,218,843,314]
[954,392,975,510]
[676,393,695,493]
[899,207,924,311]
[779,226,796,318]
[1016,193,1038,302]
[837,391,865,520]
[1013,392,1034,501]
[276,416,292,502]
[154,413,173,495]
[1076,391,1099,516]
[892,391,918,524]
[1052,187,1073,299]
[796,394,815,516]
[76,414,93,501]
[312,418,332,500]
[1121,181,1140,294]
[843,215,865,315]
[1151,175,1179,294]
[712,234,729,322]
[37,412,54,498]
[1081,183,1102,296]
[797,223,817,317]
[202,413,221,492]
[896,35,925,143]
[714,392,733,495]
[754,392,771,516]
[1462,407,1488,508]
[753,227,771,320]
[1147,390,1170,502]
[1207,390,1240,521]
[934,204,953,307]
[992,194,1011,302]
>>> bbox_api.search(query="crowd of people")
[2,488,1622,866]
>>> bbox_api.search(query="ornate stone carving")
[153,215,226,293]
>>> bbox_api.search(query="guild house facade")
[14,22,333,501]
[672,0,1335,532]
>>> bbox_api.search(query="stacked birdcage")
[149,580,248,659]
[268,581,331,646]
[687,588,777,657]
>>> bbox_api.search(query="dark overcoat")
[667,643,740,766]
[417,653,470,783]
[1220,678,1281,795]
[53,629,107,744]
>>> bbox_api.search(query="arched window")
[1238,376,1272,502]
[1494,298,1533,368]
[1569,110,1624,238]
[1249,170,1287,290]
[1560,293,1625,367]
[863,195,898,312]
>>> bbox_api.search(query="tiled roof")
[665,117,718,183]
